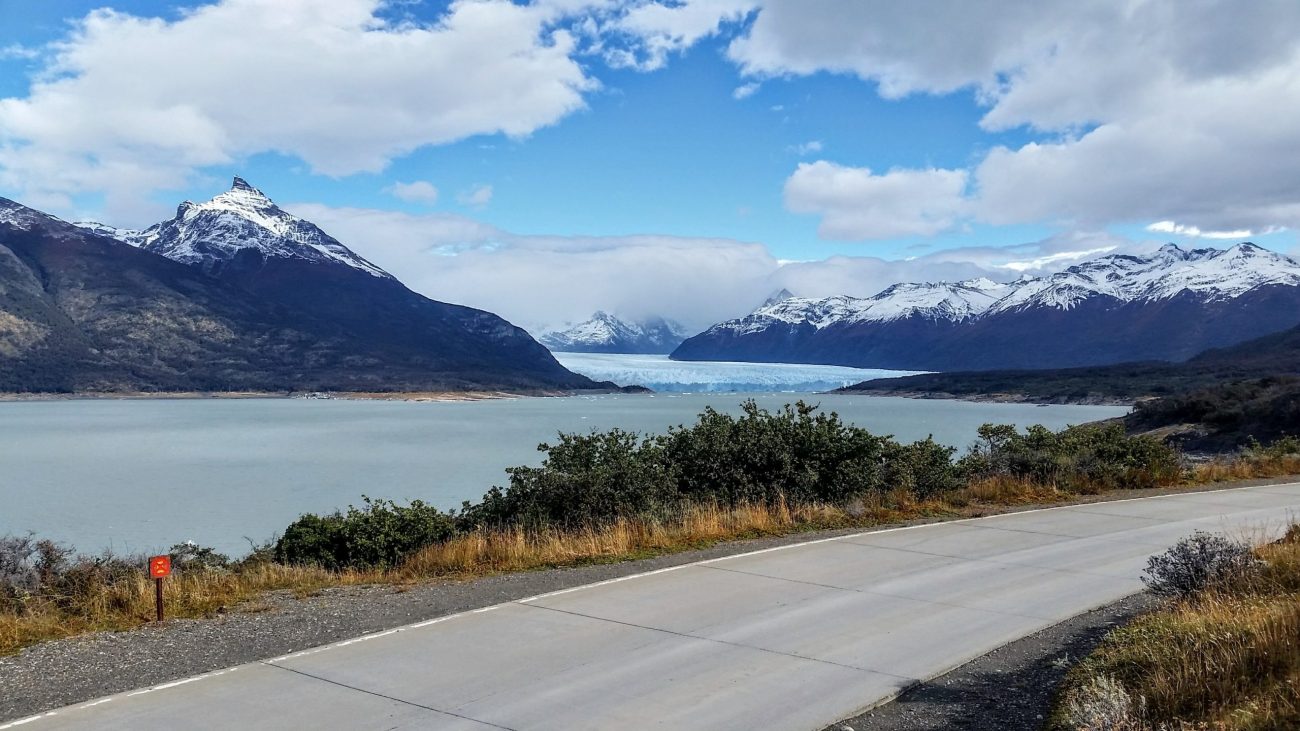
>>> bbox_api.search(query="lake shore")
[0,388,624,403]
[828,388,1137,407]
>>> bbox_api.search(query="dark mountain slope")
[675,244,1300,371]
[838,320,1300,404]
[0,197,605,393]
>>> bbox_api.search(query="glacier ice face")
[553,353,922,392]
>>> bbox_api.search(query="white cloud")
[787,140,822,155]
[732,82,760,99]
[289,202,1148,331]
[783,161,969,239]
[0,0,597,219]
[384,180,439,205]
[1145,221,1265,241]
[721,0,1300,236]
[601,0,756,71]
[456,184,494,209]
[287,202,778,332]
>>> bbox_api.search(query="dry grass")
[0,495,954,656]
[2,456,1296,658]
[1054,529,1300,731]
[1191,452,1300,485]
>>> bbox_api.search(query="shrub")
[167,542,232,573]
[0,534,71,612]
[658,401,899,505]
[959,422,1180,492]
[1142,531,1258,599]
[275,497,457,570]
[461,428,678,529]
[1060,674,1142,731]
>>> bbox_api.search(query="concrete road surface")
[10,483,1300,731]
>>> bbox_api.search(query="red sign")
[148,555,172,578]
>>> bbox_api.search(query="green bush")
[658,401,899,505]
[275,497,456,569]
[959,422,1180,490]
[460,429,678,529]
[272,402,1187,569]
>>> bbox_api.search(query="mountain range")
[539,312,690,354]
[672,243,1300,371]
[0,178,611,394]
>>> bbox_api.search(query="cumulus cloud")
[784,161,969,239]
[384,180,439,205]
[732,82,760,99]
[0,0,596,219]
[288,202,1148,331]
[1145,221,1266,241]
[600,0,756,71]
[724,0,1300,237]
[456,184,494,209]
[287,202,778,332]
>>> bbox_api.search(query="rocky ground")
[824,594,1157,731]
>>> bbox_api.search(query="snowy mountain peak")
[85,178,391,279]
[230,176,261,194]
[989,242,1300,314]
[700,242,1300,340]
[540,312,689,353]
[0,198,59,230]
[761,288,797,308]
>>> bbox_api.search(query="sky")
[2,0,1299,332]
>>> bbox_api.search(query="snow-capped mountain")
[540,312,690,354]
[759,288,797,308]
[726,278,1012,337]
[1,188,607,393]
[673,243,1300,371]
[987,243,1300,314]
[83,177,389,278]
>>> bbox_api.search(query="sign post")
[148,555,171,622]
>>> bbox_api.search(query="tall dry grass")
[1054,528,1300,731]
[1,497,942,656]
[1191,448,1300,485]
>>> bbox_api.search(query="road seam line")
[700,563,1062,621]
[262,662,520,731]
[514,600,917,681]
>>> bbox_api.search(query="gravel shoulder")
[823,594,1158,731]
[3,475,1293,723]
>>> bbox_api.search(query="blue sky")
[2,1,1299,328]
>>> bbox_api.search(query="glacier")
[553,353,922,392]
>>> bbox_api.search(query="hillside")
[674,244,1300,371]
[0,185,610,394]
[839,321,1300,404]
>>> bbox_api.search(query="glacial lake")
[0,392,1128,556]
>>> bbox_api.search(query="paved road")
[11,483,1300,731]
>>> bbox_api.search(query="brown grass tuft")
[1053,530,1300,730]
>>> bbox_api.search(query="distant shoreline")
[0,388,625,403]
[828,387,1137,407]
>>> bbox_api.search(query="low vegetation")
[2,400,1298,656]
[1128,377,1300,450]
[1054,524,1300,731]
